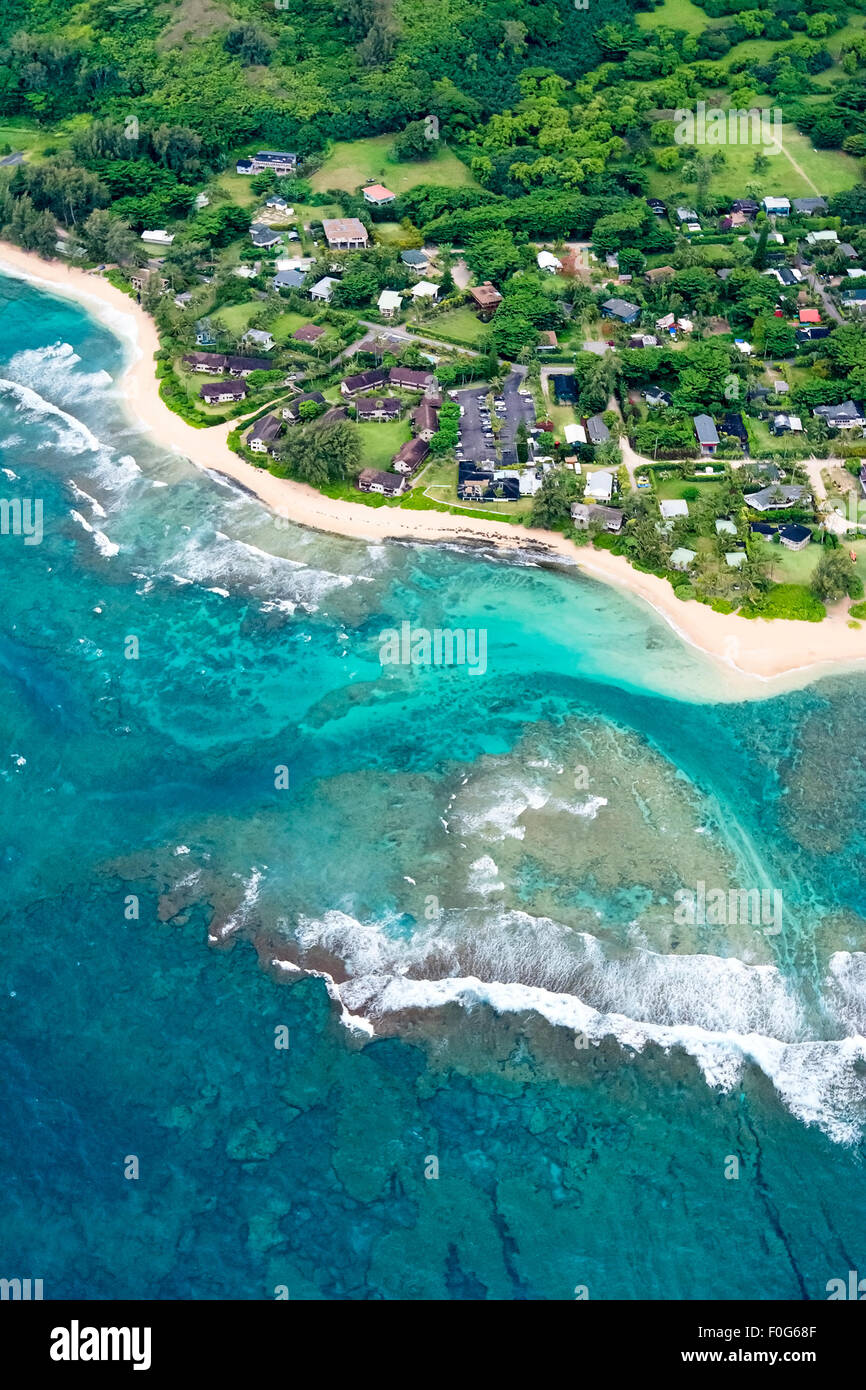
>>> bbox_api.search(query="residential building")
[412,400,439,440]
[722,412,748,444]
[195,323,217,346]
[772,413,803,434]
[796,326,830,343]
[293,323,325,343]
[321,218,368,250]
[715,518,737,537]
[694,414,719,453]
[389,366,435,391]
[362,184,396,206]
[237,152,297,176]
[779,523,812,550]
[356,397,402,422]
[183,351,227,373]
[725,551,748,568]
[342,368,389,396]
[813,400,865,430]
[401,249,429,274]
[225,355,271,377]
[537,250,562,273]
[570,502,624,533]
[265,195,288,211]
[250,223,281,249]
[248,414,283,454]
[670,547,696,571]
[645,266,675,285]
[584,414,611,445]
[393,436,430,476]
[129,268,169,295]
[274,268,306,291]
[660,499,689,521]
[468,282,503,318]
[200,381,246,404]
[537,331,558,352]
[564,422,587,446]
[762,196,791,216]
[174,290,193,309]
[601,297,641,324]
[744,484,809,510]
[358,468,404,495]
[805,229,838,247]
[584,469,614,502]
[731,199,759,217]
[242,329,274,352]
[676,207,698,224]
[792,197,827,215]
[309,276,338,302]
[630,334,658,348]
[410,280,439,302]
[141,229,174,245]
[647,198,668,216]
[644,387,672,408]
[377,289,402,318]
[282,391,326,421]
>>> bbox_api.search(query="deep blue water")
[1,269,865,1299]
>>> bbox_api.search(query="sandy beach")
[2,238,866,687]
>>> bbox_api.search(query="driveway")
[499,369,535,465]
[453,385,495,464]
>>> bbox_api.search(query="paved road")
[0,151,24,167]
[499,369,535,465]
[805,270,844,325]
[453,385,495,464]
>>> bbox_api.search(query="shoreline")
[2,240,866,688]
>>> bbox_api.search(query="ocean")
[0,269,864,1300]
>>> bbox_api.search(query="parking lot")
[453,370,536,467]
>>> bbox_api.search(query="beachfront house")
[570,502,623,533]
[248,414,283,455]
[358,468,404,495]
[779,524,812,551]
[200,381,247,404]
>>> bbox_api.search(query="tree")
[811,546,856,602]
[392,121,432,162]
[530,468,579,529]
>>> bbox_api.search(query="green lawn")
[655,476,724,501]
[421,306,488,346]
[0,121,72,157]
[311,135,477,196]
[213,301,265,335]
[357,418,413,469]
[270,311,310,340]
[753,537,821,584]
[636,0,708,34]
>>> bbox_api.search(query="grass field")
[270,311,311,341]
[753,537,821,584]
[648,122,860,201]
[311,135,476,196]
[213,301,265,335]
[421,306,488,346]
[357,418,412,469]
[0,121,72,157]
[636,0,708,34]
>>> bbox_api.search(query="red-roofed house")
[362,184,396,207]
[799,309,821,324]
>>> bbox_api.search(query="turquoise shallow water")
[1,270,865,1299]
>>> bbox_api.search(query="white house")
[141,229,174,245]
[410,281,439,302]
[377,289,403,318]
[242,328,275,351]
[537,250,562,273]
[762,196,790,216]
[806,229,838,247]
[309,276,338,303]
[584,470,614,502]
[660,498,688,521]
[563,422,587,446]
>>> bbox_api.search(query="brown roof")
[395,436,430,470]
[293,323,325,342]
[412,401,439,431]
[389,366,434,388]
[468,281,503,308]
[646,265,675,283]
[322,217,368,242]
[343,367,388,392]
[356,396,401,417]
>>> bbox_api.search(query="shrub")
[849,601,866,619]
[743,584,826,622]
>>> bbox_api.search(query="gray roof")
[792,197,827,214]
[694,413,719,445]
[814,400,863,423]
[744,484,808,510]
[601,297,641,321]
[585,414,611,444]
[401,249,428,266]
[274,269,305,290]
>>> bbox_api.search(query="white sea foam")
[68,509,119,557]
[0,377,102,453]
[67,480,107,519]
[288,908,866,1143]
